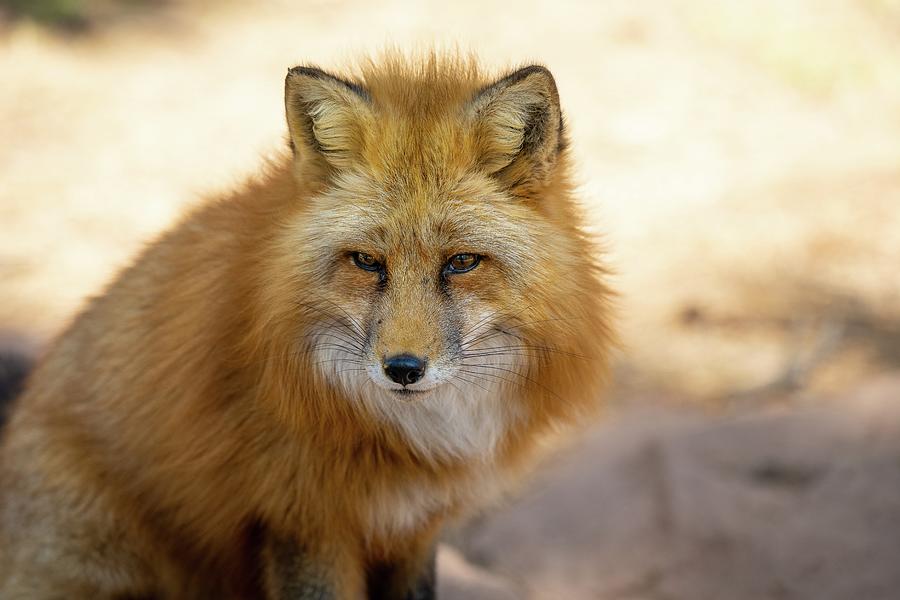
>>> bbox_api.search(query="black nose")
[383,354,426,386]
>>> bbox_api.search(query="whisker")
[462,327,510,349]
[461,345,591,360]
[459,307,504,343]
[454,369,544,398]
[458,361,523,369]
[457,368,517,388]
[455,370,538,399]
[309,343,363,356]
[462,309,590,351]
[314,297,367,339]
[458,302,540,348]
[336,367,368,376]
[315,358,364,366]
[312,333,364,353]
[294,300,367,343]
[459,363,563,401]
[450,373,492,394]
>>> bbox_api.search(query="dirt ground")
[2,1,899,598]
[440,376,900,599]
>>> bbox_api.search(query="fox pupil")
[352,252,381,272]
[447,254,480,273]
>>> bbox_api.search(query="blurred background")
[2,1,899,598]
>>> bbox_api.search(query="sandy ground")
[2,1,900,597]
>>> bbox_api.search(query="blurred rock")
[437,545,520,600]
[451,376,900,599]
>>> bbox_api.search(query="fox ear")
[468,65,565,189]
[284,66,372,172]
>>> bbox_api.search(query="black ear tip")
[507,64,555,85]
[482,65,558,105]
[287,65,325,78]
[520,64,553,75]
[284,65,370,102]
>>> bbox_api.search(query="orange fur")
[0,52,614,599]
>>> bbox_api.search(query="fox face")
[301,170,543,393]
[260,56,611,459]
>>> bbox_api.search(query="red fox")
[0,52,613,599]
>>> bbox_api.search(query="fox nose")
[383,354,426,386]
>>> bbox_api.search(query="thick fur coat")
[0,53,614,599]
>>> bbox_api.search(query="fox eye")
[445,253,481,274]
[352,252,382,272]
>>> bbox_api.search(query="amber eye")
[352,252,382,272]
[445,253,481,274]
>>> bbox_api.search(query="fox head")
[254,54,612,460]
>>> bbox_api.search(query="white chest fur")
[361,383,519,460]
